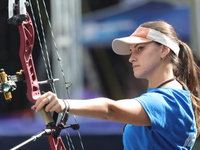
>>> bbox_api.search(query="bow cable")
[28,0,56,94]
[28,0,84,149]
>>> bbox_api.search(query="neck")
[147,63,174,88]
[156,77,175,88]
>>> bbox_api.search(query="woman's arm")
[32,92,151,126]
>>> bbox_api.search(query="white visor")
[112,27,180,56]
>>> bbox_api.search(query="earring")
[161,55,166,60]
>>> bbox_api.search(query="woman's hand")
[31,91,66,113]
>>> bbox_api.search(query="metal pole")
[50,0,83,99]
[189,0,200,60]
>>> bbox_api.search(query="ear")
[161,45,170,59]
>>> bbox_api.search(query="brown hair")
[141,21,200,137]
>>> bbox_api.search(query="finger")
[35,99,46,111]
[31,105,36,110]
[36,96,52,111]
[45,97,57,112]
[49,102,63,113]
[49,104,59,113]
[35,92,58,111]
[45,98,65,113]
[35,92,49,107]
[46,96,52,103]
[34,91,54,109]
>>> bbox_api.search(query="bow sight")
[0,68,59,101]
[0,69,23,100]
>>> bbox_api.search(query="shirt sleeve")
[135,90,179,134]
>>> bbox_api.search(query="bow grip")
[40,108,55,127]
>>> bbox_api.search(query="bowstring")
[29,0,84,149]
[28,0,56,94]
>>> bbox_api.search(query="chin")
[134,73,146,79]
[133,73,142,79]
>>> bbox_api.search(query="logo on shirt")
[183,134,196,148]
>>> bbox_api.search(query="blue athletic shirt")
[123,87,197,150]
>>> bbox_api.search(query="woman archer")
[32,20,200,150]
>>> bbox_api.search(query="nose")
[129,51,136,63]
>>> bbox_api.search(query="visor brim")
[112,36,153,55]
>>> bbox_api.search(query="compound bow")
[0,0,82,149]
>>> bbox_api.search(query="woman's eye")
[137,46,144,51]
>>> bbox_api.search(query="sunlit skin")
[129,42,163,79]
[129,42,175,88]
[31,42,182,126]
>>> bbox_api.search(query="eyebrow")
[134,44,139,48]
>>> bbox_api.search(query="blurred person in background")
[32,20,200,150]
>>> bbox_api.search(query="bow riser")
[18,13,40,103]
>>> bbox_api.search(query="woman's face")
[129,42,163,79]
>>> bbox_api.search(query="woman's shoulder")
[144,87,191,104]
[147,86,189,94]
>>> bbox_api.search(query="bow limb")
[10,0,66,149]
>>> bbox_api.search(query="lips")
[133,65,139,69]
